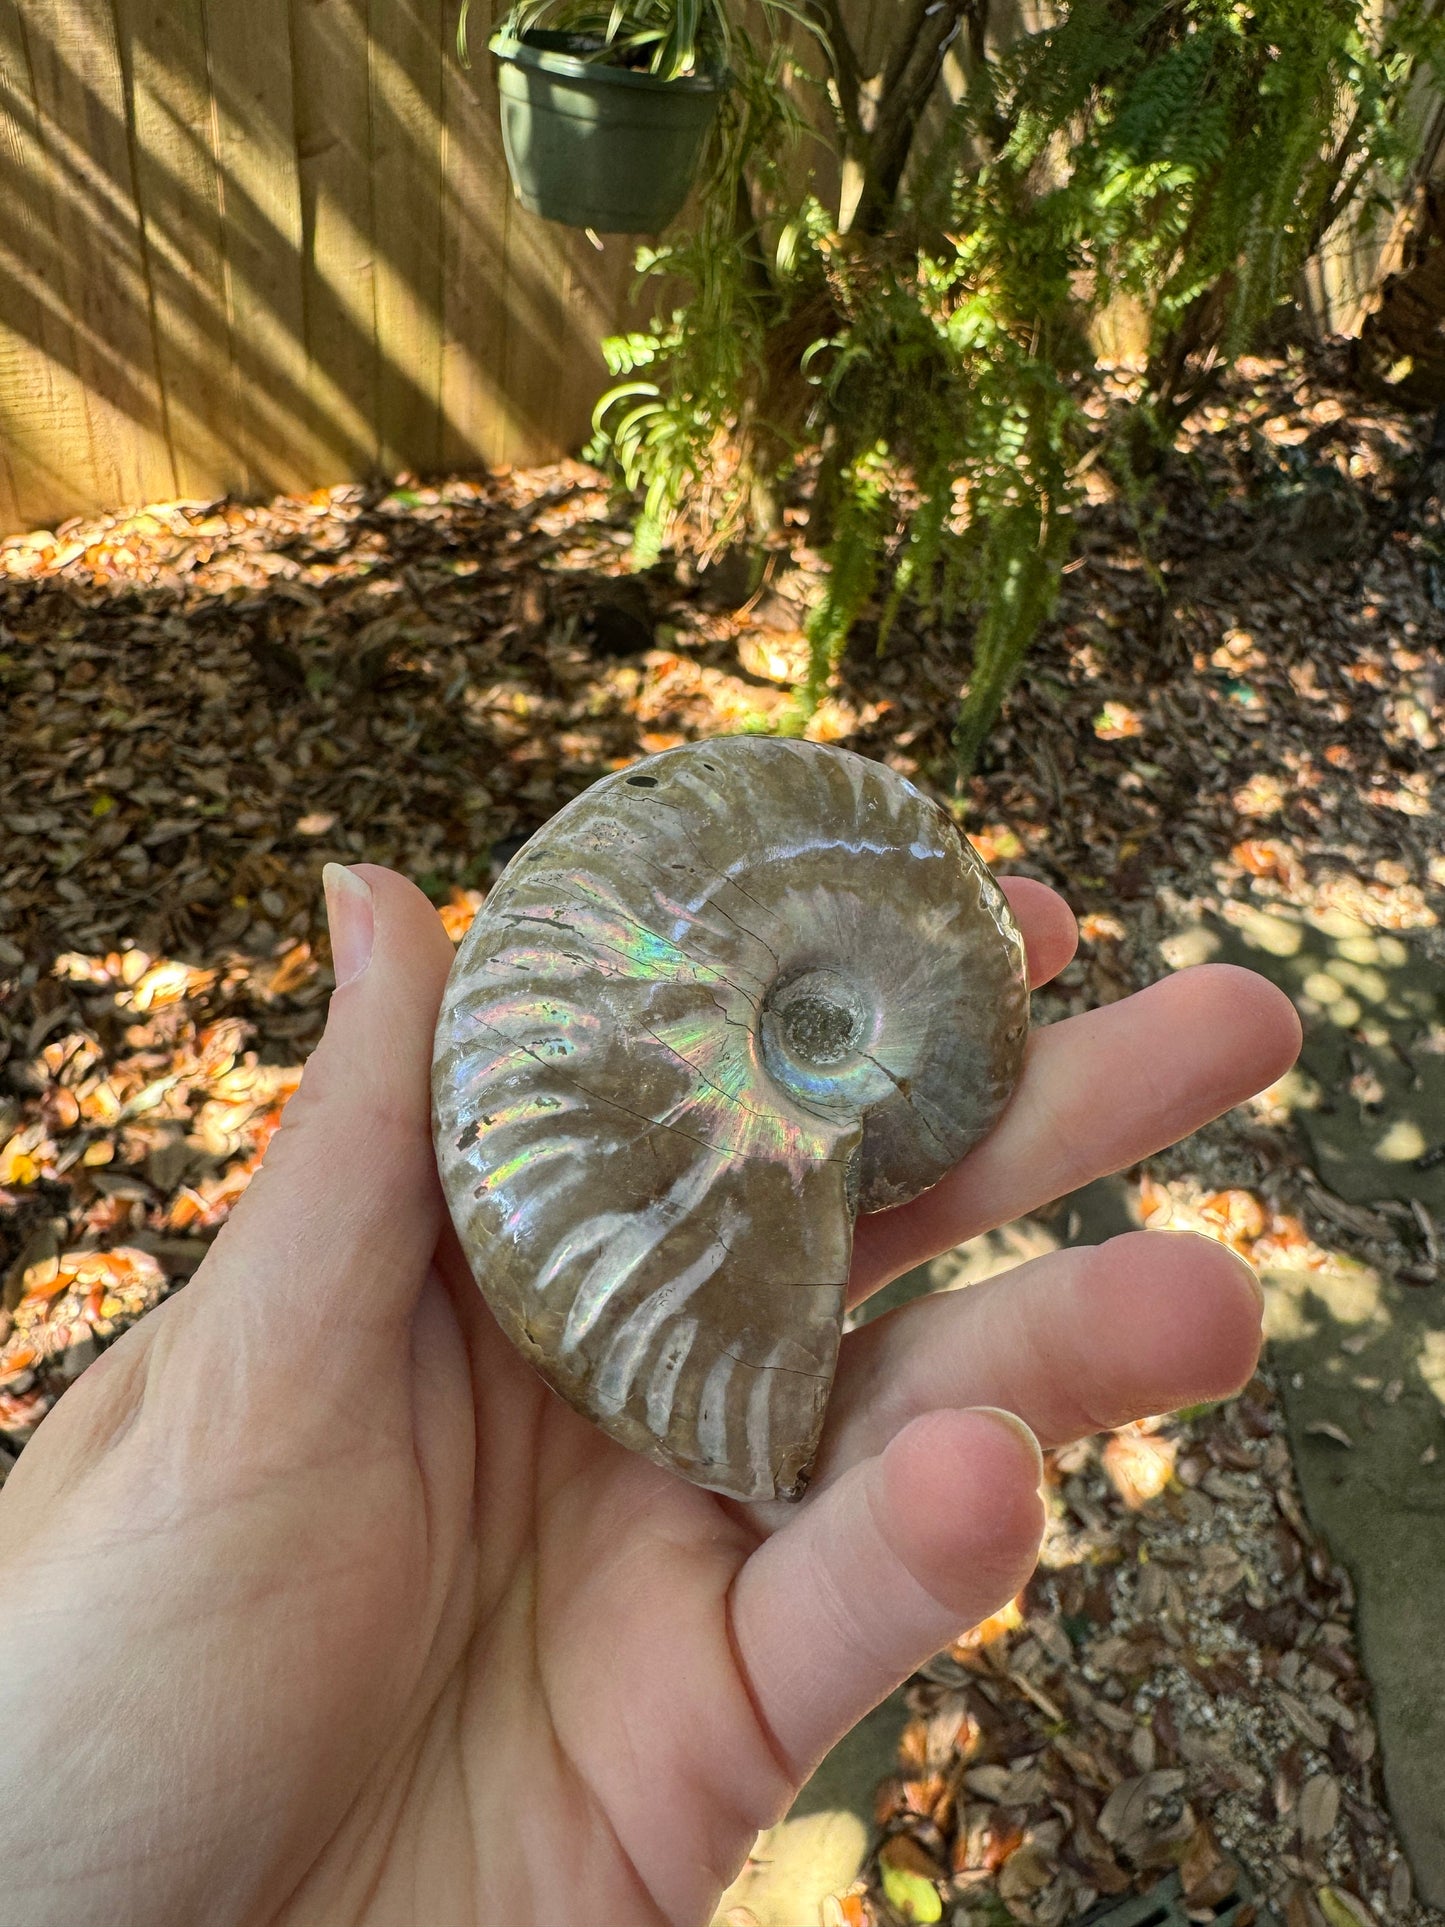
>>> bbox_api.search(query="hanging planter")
[468,3,733,234]
[490,29,724,231]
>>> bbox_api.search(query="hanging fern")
[803,442,892,707]
[592,0,1445,779]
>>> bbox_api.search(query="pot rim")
[489,27,726,93]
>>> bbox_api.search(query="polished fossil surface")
[432,738,1028,1501]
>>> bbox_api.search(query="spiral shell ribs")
[432,739,1028,1501]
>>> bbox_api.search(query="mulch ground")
[1,343,1441,1927]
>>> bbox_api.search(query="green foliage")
[477,0,730,78]
[989,0,1445,363]
[590,0,1445,776]
[589,17,827,555]
[803,442,891,707]
[464,0,819,79]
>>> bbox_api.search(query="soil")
[1,342,1442,1926]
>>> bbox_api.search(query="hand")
[0,864,1299,1927]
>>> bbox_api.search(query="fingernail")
[968,1407,1045,1486]
[1224,1244,1266,1313]
[323,864,374,987]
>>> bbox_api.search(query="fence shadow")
[0,0,639,531]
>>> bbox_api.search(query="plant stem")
[802,0,865,142]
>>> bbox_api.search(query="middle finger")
[810,1227,1264,1498]
[850,964,1300,1306]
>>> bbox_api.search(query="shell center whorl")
[783,993,857,1064]
[768,970,866,1067]
[758,967,881,1129]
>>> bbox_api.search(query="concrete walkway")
[1267,1264,1445,1908]
[717,896,1445,1922]
[1197,902,1445,1908]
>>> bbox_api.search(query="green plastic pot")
[490,29,724,233]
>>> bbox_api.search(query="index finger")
[999,875,1077,989]
[850,962,1301,1302]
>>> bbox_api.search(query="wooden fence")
[0,2,1415,536]
[0,0,894,534]
[0,0,652,533]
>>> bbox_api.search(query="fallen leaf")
[1233,772,1287,817]
[1298,1772,1341,1843]
[878,1839,945,1924]
[439,888,487,945]
[1079,911,1128,942]
[820,1892,872,1927]
[1198,1187,1267,1248]
[1097,1770,1187,1844]
[1305,1421,1354,1449]
[996,1841,1052,1901]
[952,1594,1024,1649]
[1094,701,1144,740]
[966,824,1024,864]
[1102,1427,1178,1509]
[1317,1888,1376,1927]
[877,1865,941,1924]
[262,941,315,998]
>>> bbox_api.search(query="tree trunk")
[1358,184,1445,404]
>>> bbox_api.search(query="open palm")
[0,866,1297,1927]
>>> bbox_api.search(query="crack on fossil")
[460,1015,853,1169]
[654,820,790,975]
[502,907,732,992]
[856,1044,955,1160]
[478,917,852,1144]
[475,905,952,1172]
[623,1010,807,1132]
[703,985,765,1030]
[589,787,791,981]
[710,1230,846,1286]
[632,844,782,987]
[715,1346,830,1381]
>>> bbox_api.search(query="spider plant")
[510,0,730,79]
[462,0,818,82]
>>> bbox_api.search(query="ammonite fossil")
[433,739,1028,1502]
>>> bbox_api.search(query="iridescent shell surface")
[432,739,1028,1501]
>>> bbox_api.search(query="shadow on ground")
[1182,902,1445,1902]
[712,1180,1139,1927]
[1174,905,1444,1218]
[1264,1257,1445,1907]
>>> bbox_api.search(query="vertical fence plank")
[10,0,172,512]
[113,0,245,502]
[0,0,1000,533]
[493,199,566,466]
[202,0,327,495]
[495,204,635,467]
[0,2,99,525]
[291,0,379,476]
[439,0,513,470]
[368,0,445,477]
[0,0,952,532]
[551,235,636,459]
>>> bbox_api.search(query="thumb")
[3,865,458,1500]
[175,863,457,1387]
[729,1408,1046,1781]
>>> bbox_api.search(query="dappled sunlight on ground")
[791,1159,1439,1926]
[2,348,1443,1922]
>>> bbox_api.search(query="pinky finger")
[728,1408,1046,1782]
